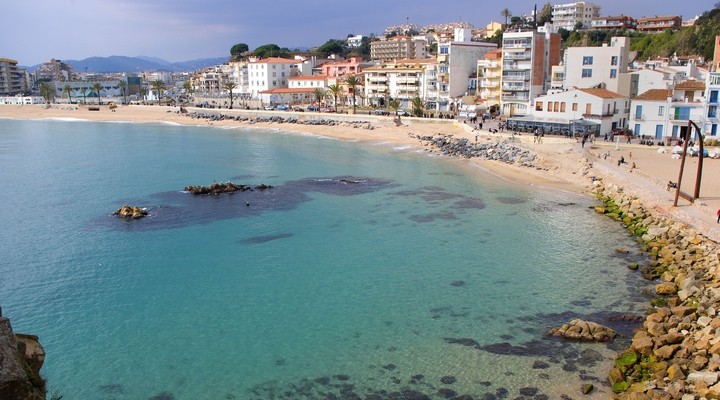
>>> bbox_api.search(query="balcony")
[504,52,531,60]
[481,81,499,88]
[502,73,530,81]
[502,84,530,91]
[583,113,615,120]
[502,94,530,102]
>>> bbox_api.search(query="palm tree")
[117,80,127,105]
[39,82,54,105]
[501,8,512,28]
[80,87,88,104]
[224,82,238,109]
[151,80,166,106]
[411,95,424,117]
[389,99,402,122]
[312,87,326,107]
[63,85,73,104]
[327,84,343,111]
[92,82,102,105]
[344,75,361,114]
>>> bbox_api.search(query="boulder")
[113,205,148,219]
[656,282,678,295]
[548,318,616,342]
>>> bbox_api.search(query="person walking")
[717,208,720,223]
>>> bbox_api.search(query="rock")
[548,318,616,342]
[667,364,685,382]
[581,383,594,394]
[184,181,272,195]
[687,371,719,386]
[0,317,45,400]
[655,282,678,295]
[113,204,148,219]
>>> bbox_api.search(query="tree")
[151,80,166,106]
[224,82,237,109]
[388,99,402,122]
[538,2,553,26]
[313,87,326,106]
[39,82,54,105]
[92,82,102,104]
[327,84,343,110]
[317,39,346,57]
[501,8,512,27]
[63,85,73,104]
[252,44,291,59]
[230,43,249,59]
[411,95,423,117]
[344,75,361,113]
[80,87,88,104]
[117,80,127,105]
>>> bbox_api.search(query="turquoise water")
[0,118,649,399]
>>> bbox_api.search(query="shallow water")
[0,119,649,399]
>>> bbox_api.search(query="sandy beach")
[3,103,719,243]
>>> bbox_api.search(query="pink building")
[320,57,365,78]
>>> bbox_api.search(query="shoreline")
[3,104,720,398]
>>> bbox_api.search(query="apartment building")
[590,15,637,31]
[637,16,682,33]
[320,57,369,78]
[630,80,706,141]
[247,57,298,100]
[552,1,601,30]
[500,31,561,116]
[437,28,496,111]
[477,50,502,113]
[563,36,630,95]
[0,58,24,96]
[34,59,74,82]
[705,71,720,137]
[370,36,428,62]
[362,58,436,109]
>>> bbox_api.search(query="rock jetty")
[410,133,537,167]
[547,318,617,342]
[184,182,273,195]
[113,205,148,219]
[592,180,720,398]
[187,112,375,130]
[0,309,45,400]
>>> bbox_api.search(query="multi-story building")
[247,57,298,100]
[0,58,24,96]
[363,58,437,109]
[500,30,561,116]
[370,36,428,62]
[437,28,497,111]
[637,16,682,33]
[483,21,504,38]
[704,71,720,137]
[52,79,129,103]
[630,80,706,141]
[259,75,330,106]
[590,15,637,31]
[477,50,503,113]
[320,57,370,78]
[562,36,630,95]
[34,59,74,82]
[552,1,601,30]
[347,35,364,48]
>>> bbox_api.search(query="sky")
[4,0,716,66]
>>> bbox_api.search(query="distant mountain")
[24,55,230,73]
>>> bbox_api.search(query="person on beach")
[618,156,625,166]
[717,208,720,223]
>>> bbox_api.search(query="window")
[711,90,719,103]
[635,105,643,119]
[561,102,566,112]
[554,102,559,112]
[440,47,449,55]
[611,56,618,66]
[635,124,641,135]
[272,80,276,86]
[658,106,665,116]
[535,101,543,111]
[709,106,717,118]
[572,103,578,112]
[582,56,593,65]
[674,107,691,120]
[582,69,592,78]
[610,69,617,79]
[585,103,592,115]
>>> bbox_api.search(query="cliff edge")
[0,309,45,400]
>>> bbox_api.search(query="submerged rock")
[183,181,273,195]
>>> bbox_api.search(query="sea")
[0,118,651,400]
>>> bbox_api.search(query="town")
[1,1,719,143]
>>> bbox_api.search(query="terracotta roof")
[579,88,625,99]
[635,89,671,101]
[289,75,329,81]
[675,80,706,90]
[251,57,296,64]
[260,88,319,94]
[393,58,437,65]
[638,16,680,23]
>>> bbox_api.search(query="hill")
[22,55,229,73]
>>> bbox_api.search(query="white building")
[347,35,364,48]
[705,71,720,137]
[552,1,601,30]
[52,80,127,103]
[563,36,630,95]
[629,80,706,142]
[247,57,298,100]
[437,28,496,111]
[0,96,44,105]
[363,59,437,109]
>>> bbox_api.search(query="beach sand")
[3,103,719,243]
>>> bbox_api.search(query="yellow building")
[477,49,502,113]
[484,21,503,38]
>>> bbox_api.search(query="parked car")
[263,105,275,110]
[321,107,336,113]
[373,109,390,116]
[306,105,319,111]
[275,104,289,111]
[291,106,304,112]
[396,110,407,116]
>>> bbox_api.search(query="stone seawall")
[591,181,720,399]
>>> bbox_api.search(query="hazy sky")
[4,0,715,66]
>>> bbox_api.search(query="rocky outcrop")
[113,205,148,219]
[183,182,273,195]
[592,181,720,398]
[409,133,537,167]
[547,318,617,342]
[0,313,45,400]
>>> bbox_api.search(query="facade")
[484,21,503,38]
[247,57,298,99]
[436,29,497,111]
[563,36,630,94]
[590,15,637,31]
[501,31,561,116]
[477,50,503,113]
[705,72,720,137]
[0,96,44,105]
[320,57,367,78]
[0,58,24,96]
[552,2,601,30]
[370,36,428,61]
[347,35,364,48]
[637,16,682,33]
[34,59,74,82]
[52,80,128,102]
[630,81,706,141]
[363,59,437,109]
